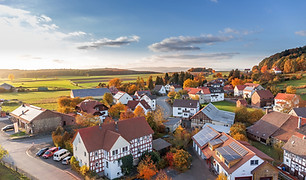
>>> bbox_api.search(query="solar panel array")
[216,146,241,162]
[193,126,219,147]
[219,134,229,142]
[229,142,248,156]
[209,138,223,146]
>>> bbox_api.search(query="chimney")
[115,121,118,132]
[298,116,302,129]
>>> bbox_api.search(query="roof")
[192,125,220,148]
[113,91,128,100]
[76,116,154,152]
[127,100,151,110]
[108,86,119,95]
[235,85,246,90]
[253,90,274,99]
[282,135,306,158]
[238,141,274,162]
[237,99,247,106]
[154,85,164,91]
[173,99,199,108]
[223,85,233,91]
[152,138,171,151]
[135,90,151,97]
[273,66,281,71]
[76,99,108,115]
[0,83,15,90]
[275,93,297,101]
[243,86,255,92]
[244,83,261,88]
[10,104,45,122]
[71,88,111,98]
[187,88,202,95]
[164,117,181,126]
[290,107,306,118]
[192,103,235,125]
[171,84,182,88]
[203,123,230,134]
[209,86,224,93]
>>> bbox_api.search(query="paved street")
[157,96,172,118]
[0,119,76,180]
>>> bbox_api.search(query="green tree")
[147,76,154,90]
[234,107,249,123]
[120,154,134,175]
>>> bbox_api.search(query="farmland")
[0,73,162,112]
[276,73,306,100]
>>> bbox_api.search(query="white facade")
[243,90,255,99]
[210,93,224,102]
[283,150,306,179]
[173,105,199,118]
[73,133,90,167]
[165,84,171,92]
[158,86,166,95]
[140,95,156,111]
[234,87,244,97]
[114,92,133,105]
[134,102,151,115]
[273,97,299,112]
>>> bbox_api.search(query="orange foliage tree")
[232,133,248,141]
[108,103,125,119]
[216,72,223,77]
[261,65,268,73]
[134,106,145,117]
[108,78,122,89]
[120,106,135,120]
[137,155,158,180]
[231,78,243,87]
[217,172,227,180]
[173,149,192,172]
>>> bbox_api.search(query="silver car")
[62,156,71,165]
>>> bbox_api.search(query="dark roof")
[0,83,15,90]
[153,85,164,91]
[173,99,199,108]
[235,85,246,90]
[291,107,306,118]
[152,138,171,151]
[282,135,306,158]
[76,99,108,115]
[208,87,224,93]
[253,90,274,99]
[108,86,119,95]
[76,116,154,152]
[127,100,151,110]
[216,145,242,162]
[237,99,247,106]
[71,88,111,98]
[135,90,151,97]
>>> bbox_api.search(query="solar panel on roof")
[209,138,223,146]
[193,126,219,147]
[229,142,248,156]
[216,146,241,162]
[219,134,229,142]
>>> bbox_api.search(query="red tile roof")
[235,85,246,90]
[76,117,154,152]
[127,100,151,110]
[237,99,247,106]
[273,66,281,71]
[275,93,297,101]
[76,99,108,115]
[244,83,261,88]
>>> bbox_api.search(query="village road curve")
[156,96,172,118]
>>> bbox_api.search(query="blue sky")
[0,0,305,72]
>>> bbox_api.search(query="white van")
[53,149,70,161]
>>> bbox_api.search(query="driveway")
[0,120,78,180]
[157,96,172,118]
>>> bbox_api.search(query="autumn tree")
[57,96,85,113]
[153,106,165,125]
[168,91,176,100]
[137,155,158,180]
[134,105,145,117]
[146,111,157,132]
[76,113,100,127]
[136,77,145,90]
[108,103,125,119]
[127,84,138,94]
[102,92,114,107]
[156,170,172,180]
[248,109,264,124]
[108,78,122,89]
[183,79,199,88]
[173,125,191,149]
[217,172,227,180]
[216,72,223,78]
[80,165,89,176]
[0,145,8,160]
[231,78,243,87]
[120,106,135,120]
[173,149,192,172]
[147,76,154,90]
[261,65,268,73]
[8,74,14,82]
[230,122,246,137]
[234,107,249,123]
[232,133,248,141]
[286,86,296,94]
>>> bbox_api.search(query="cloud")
[68,31,87,37]
[156,52,239,60]
[77,35,140,50]
[148,35,233,52]
[53,59,64,63]
[219,27,258,35]
[295,30,306,36]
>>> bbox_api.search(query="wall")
[252,163,278,180]
[73,133,90,167]
[231,155,264,180]
[32,110,62,134]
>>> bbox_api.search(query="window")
[250,160,259,165]
[178,108,181,110]
[118,160,120,167]
[75,146,77,151]
[106,161,108,168]
[95,162,99,168]
[216,152,221,158]
[95,152,98,156]
[84,152,86,156]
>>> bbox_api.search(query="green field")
[201,101,256,112]
[0,163,29,180]
[276,73,306,100]
[0,73,162,112]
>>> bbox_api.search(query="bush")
[80,165,89,176]
[70,156,80,171]
[140,151,161,164]
[173,149,192,172]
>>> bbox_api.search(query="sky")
[0,0,305,72]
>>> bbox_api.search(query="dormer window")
[250,160,258,165]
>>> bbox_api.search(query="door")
[235,176,252,180]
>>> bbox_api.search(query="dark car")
[1,124,14,131]
[36,147,49,157]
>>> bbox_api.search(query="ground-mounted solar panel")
[219,134,229,142]
[193,126,219,147]
[229,142,248,156]
[216,146,241,162]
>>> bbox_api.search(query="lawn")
[201,101,254,112]
[0,163,29,180]
[276,74,306,100]
[249,140,283,165]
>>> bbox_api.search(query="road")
[0,118,76,180]
[156,96,172,118]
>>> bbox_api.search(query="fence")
[0,160,38,180]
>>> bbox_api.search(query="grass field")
[201,101,255,112]
[0,163,29,180]
[250,140,282,165]
[276,73,306,100]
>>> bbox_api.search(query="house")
[173,99,200,118]
[186,87,211,104]
[71,88,111,99]
[10,104,69,134]
[272,67,282,74]
[203,123,231,134]
[134,90,151,98]
[244,69,251,74]
[243,86,256,99]
[153,85,166,95]
[223,85,234,95]
[113,91,133,105]
[244,83,264,91]
[247,111,306,145]
[0,83,16,91]
[289,107,306,118]
[75,99,109,121]
[169,84,182,92]
[282,135,306,180]
[108,86,119,95]
[127,100,151,114]
[72,117,154,180]
[251,90,274,108]
[139,94,157,111]
[190,103,235,129]
[209,86,224,102]
[163,117,182,133]
[192,125,273,180]
[236,99,247,108]
[251,161,279,180]
[234,85,246,97]
[273,93,300,113]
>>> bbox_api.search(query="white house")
[127,100,151,114]
[153,85,166,95]
[165,84,171,92]
[282,135,306,180]
[192,126,266,180]
[234,85,246,97]
[190,103,235,129]
[140,94,157,111]
[272,67,282,74]
[273,93,300,113]
[186,87,211,104]
[72,117,154,180]
[169,84,182,92]
[208,86,224,102]
[173,99,200,118]
[243,86,255,99]
[113,91,133,105]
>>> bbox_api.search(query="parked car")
[62,156,71,165]
[42,147,59,159]
[36,147,49,157]
[1,124,14,131]
[53,149,70,161]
